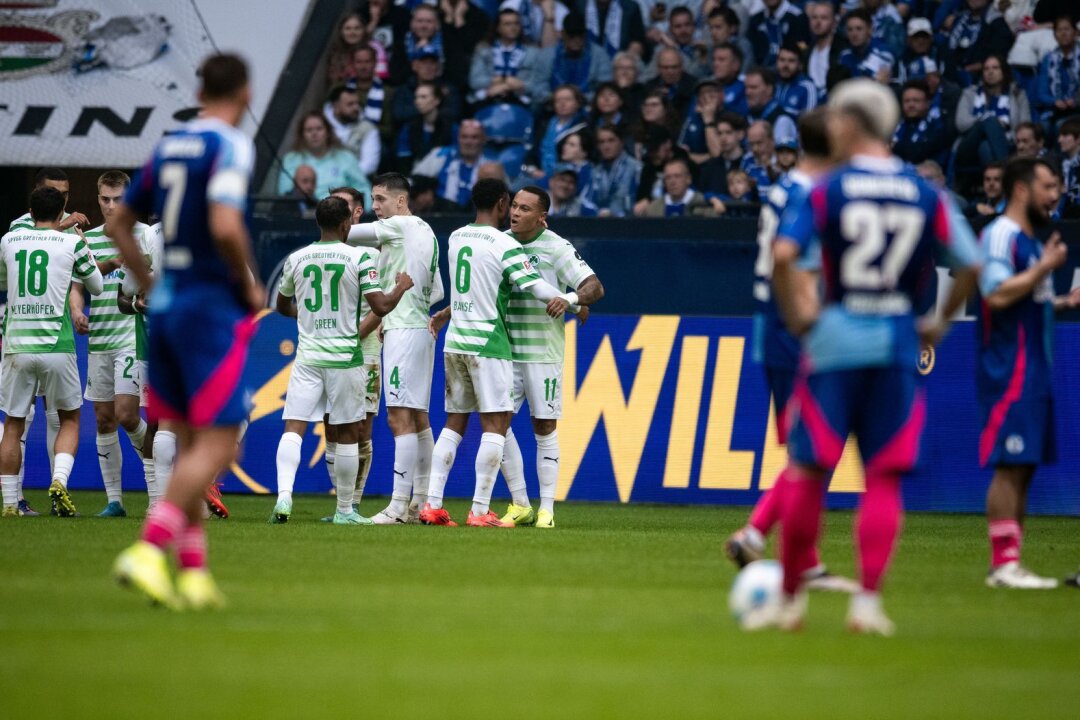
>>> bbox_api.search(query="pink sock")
[749,480,783,536]
[141,501,186,550]
[855,472,903,592]
[176,523,207,570]
[779,467,825,596]
[988,519,1021,568]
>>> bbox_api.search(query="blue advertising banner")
[25,313,1079,516]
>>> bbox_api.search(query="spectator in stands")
[708,167,759,216]
[278,111,370,200]
[590,81,629,135]
[1014,121,1047,158]
[286,164,318,218]
[742,119,778,200]
[706,7,754,67]
[437,0,491,83]
[634,125,692,213]
[391,5,445,86]
[971,160,1005,216]
[806,0,845,95]
[679,78,723,165]
[348,46,386,126]
[748,0,810,69]
[395,81,455,174]
[775,42,819,117]
[645,47,697,118]
[1034,15,1080,125]
[864,0,905,58]
[645,6,709,79]
[582,0,646,58]
[592,124,641,216]
[537,11,613,100]
[699,111,748,197]
[327,12,389,88]
[839,8,894,83]
[409,174,462,213]
[469,10,543,106]
[323,82,382,177]
[710,43,748,116]
[630,88,683,155]
[411,119,499,208]
[744,69,797,141]
[642,157,716,217]
[532,84,588,177]
[500,0,566,47]
[555,129,594,191]
[391,45,463,127]
[942,0,1013,88]
[925,61,962,142]
[775,137,798,174]
[359,0,407,58]
[892,79,951,166]
[916,159,969,212]
[548,164,597,216]
[612,51,646,123]
[896,17,942,83]
[955,54,1030,167]
[1058,116,1080,217]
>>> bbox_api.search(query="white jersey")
[507,228,594,363]
[278,240,382,368]
[9,211,72,233]
[83,222,148,354]
[445,223,541,360]
[361,246,383,361]
[0,227,102,354]
[370,214,438,331]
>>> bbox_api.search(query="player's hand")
[428,307,450,338]
[73,313,90,335]
[546,297,569,317]
[576,305,590,324]
[134,295,150,314]
[244,281,267,313]
[1060,286,1080,309]
[1040,232,1067,271]
[58,212,89,232]
[916,316,946,349]
[97,257,122,275]
[395,272,414,292]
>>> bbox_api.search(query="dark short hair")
[373,172,411,194]
[716,111,747,132]
[1003,156,1056,199]
[846,8,872,27]
[329,186,365,210]
[470,177,509,211]
[198,53,249,101]
[315,196,352,230]
[34,167,68,188]
[97,170,130,191]
[798,108,830,159]
[409,174,438,197]
[984,161,1005,175]
[1060,116,1080,139]
[1015,121,1044,142]
[778,41,803,60]
[746,67,776,87]
[29,186,66,223]
[714,42,744,66]
[901,78,931,99]
[327,83,359,104]
[563,11,586,37]
[664,157,692,176]
[669,6,694,23]
[517,185,551,212]
[708,6,739,29]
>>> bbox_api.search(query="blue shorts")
[978,394,1056,467]
[764,366,796,444]
[787,367,926,475]
[146,291,256,427]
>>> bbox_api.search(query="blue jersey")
[976,217,1055,400]
[124,117,255,312]
[752,169,812,370]
[778,155,979,373]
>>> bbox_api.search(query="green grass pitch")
[2,490,1078,719]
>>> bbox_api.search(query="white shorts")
[283,362,367,425]
[362,360,381,416]
[382,328,434,410]
[512,362,563,419]
[444,352,514,414]
[0,353,82,416]
[84,350,141,402]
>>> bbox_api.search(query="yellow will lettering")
[248,361,293,423]
[698,337,756,489]
[758,400,786,491]
[662,336,710,488]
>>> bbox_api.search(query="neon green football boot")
[534,509,555,529]
[113,541,180,610]
[176,569,227,610]
[499,503,536,527]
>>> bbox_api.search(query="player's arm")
[364,272,414,316]
[68,283,89,334]
[275,257,297,318]
[358,312,381,339]
[985,231,1066,312]
[275,292,297,318]
[575,274,604,305]
[772,240,820,336]
[429,306,451,338]
[346,223,382,248]
[72,237,105,296]
[918,194,982,346]
[430,269,445,306]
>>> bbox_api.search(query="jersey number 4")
[840,202,924,290]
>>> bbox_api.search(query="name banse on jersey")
[278,241,382,368]
[446,224,541,359]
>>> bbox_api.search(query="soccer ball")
[728,560,782,629]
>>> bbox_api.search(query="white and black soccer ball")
[728,559,782,629]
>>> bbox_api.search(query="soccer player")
[270,196,412,524]
[0,186,115,517]
[71,171,154,517]
[345,173,442,525]
[723,110,858,593]
[495,186,604,529]
[978,157,1080,589]
[111,53,264,610]
[422,178,581,527]
[767,79,980,634]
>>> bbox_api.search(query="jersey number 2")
[840,202,924,290]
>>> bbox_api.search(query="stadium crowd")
[276,0,1080,219]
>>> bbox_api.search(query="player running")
[495,186,604,529]
[766,79,980,635]
[271,196,412,524]
[112,53,264,610]
[977,157,1080,589]
[422,178,582,527]
[0,187,115,517]
[346,173,442,525]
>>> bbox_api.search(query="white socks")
[426,428,462,510]
[97,431,123,504]
[387,432,418,516]
[501,428,530,507]
[125,418,147,459]
[536,431,559,514]
[355,439,373,501]
[335,443,359,513]
[471,433,505,516]
[276,431,303,503]
[324,441,337,485]
[143,458,158,504]
[1,474,16,507]
[152,430,176,498]
[45,409,59,472]
[53,452,74,488]
[411,427,434,511]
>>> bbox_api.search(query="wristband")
[561,291,579,305]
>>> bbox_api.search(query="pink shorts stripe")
[979,325,1027,467]
[865,388,927,475]
[188,315,257,427]
[792,378,844,469]
[146,385,183,424]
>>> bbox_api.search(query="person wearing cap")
[548,163,598,217]
[391,44,463,128]
[775,137,799,174]
[896,17,943,84]
[536,11,613,100]
[956,53,1031,171]
[469,9,543,106]
[678,78,724,165]
[838,8,894,83]
[892,78,950,167]
[941,0,1013,88]
[775,42,819,116]
[748,0,810,69]
[641,157,716,217]
[864,0,905,58]
[323,81,382,178]
[745,68,797,143]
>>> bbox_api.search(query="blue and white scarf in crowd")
[552,40,592,91]
[893,116,932,145]
[664,189,695,217]
[405,31,444,62]
[1046,48,1080,101]
[493,41,528,77]
[902,55,936,82]
[439,152,480,207]
[972,86,1011,131]
[948,9,983,51]
[585,0,621,58]
[364,78,384,124]
[1063,153,1080,207]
